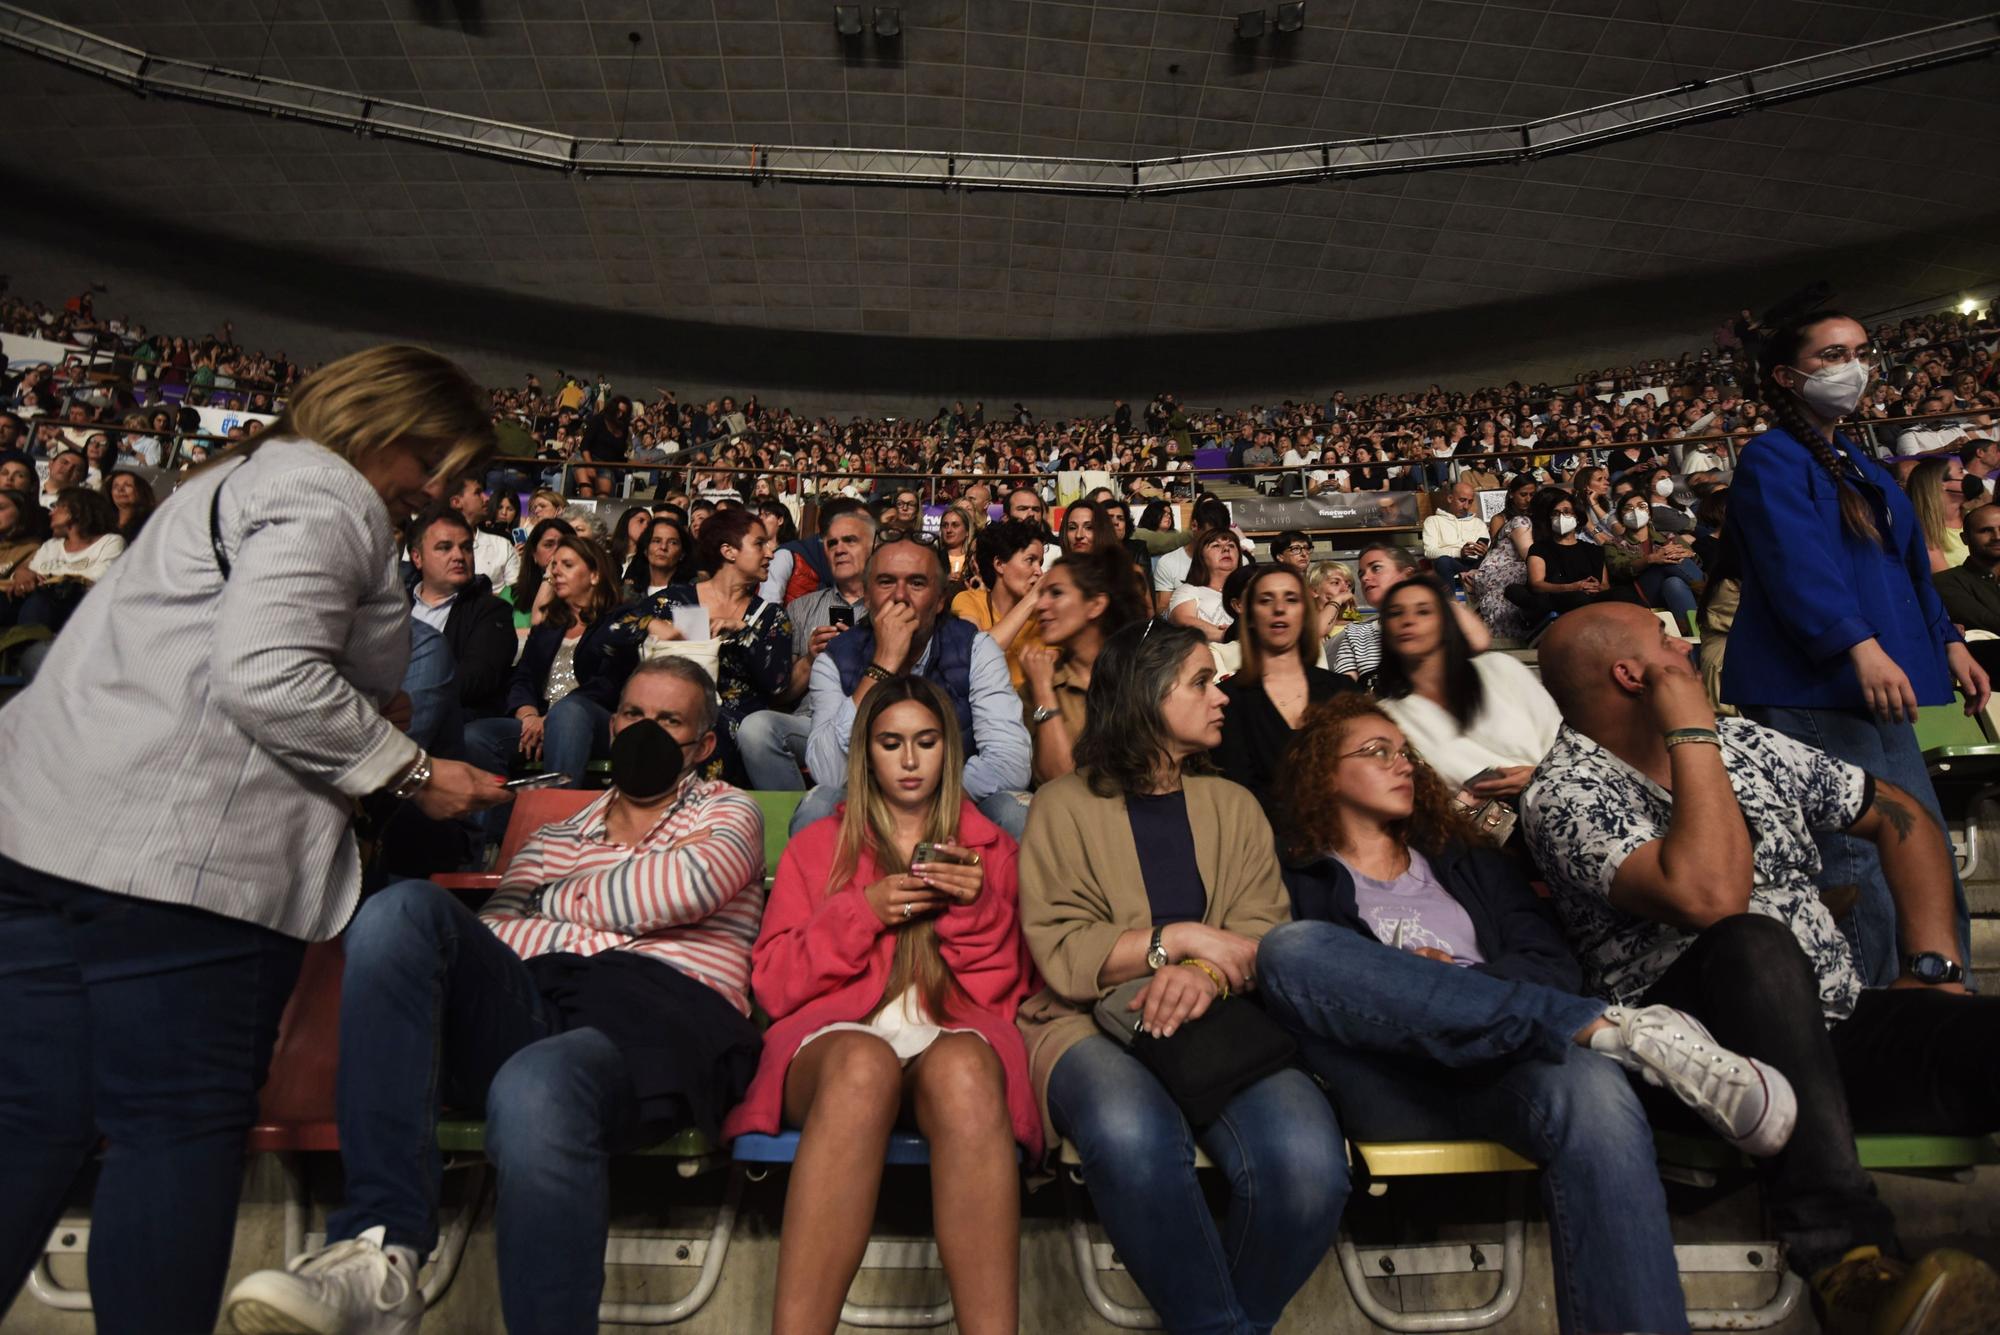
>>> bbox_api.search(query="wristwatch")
[1031,705,1061,727]
[1903,952,1964,985]
[1146,926,1169,972]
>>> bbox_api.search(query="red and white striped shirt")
[480,777,766,1016]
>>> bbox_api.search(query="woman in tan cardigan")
[1016,620,1343,1334]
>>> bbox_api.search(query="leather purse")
[1094,976,1298,1127]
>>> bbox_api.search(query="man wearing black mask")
[227,660,767,1335]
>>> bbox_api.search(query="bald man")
[1522,603,2000,1329]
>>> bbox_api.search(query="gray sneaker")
[225,1225,421,1335]
[1597,1004,1797,1157]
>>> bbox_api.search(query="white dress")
[1168,582,1232,629]
[800,989,988,1064]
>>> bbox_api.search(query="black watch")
[1903,952,1963,985]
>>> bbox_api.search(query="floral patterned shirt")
[1521,718,1868,1022]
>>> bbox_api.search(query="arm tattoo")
[1873,790,1919,841]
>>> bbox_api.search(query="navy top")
[1127,789,1208,925]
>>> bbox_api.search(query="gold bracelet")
[1180,958,1229,999]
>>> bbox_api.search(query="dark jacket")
[1280,842,1581,992]
[438,575,519,719]
[503,614,635,716]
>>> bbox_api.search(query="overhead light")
[1275,2,1305,33]
[832,5,862,36]
[1962,298,1979,315]
[1234,9,1265,39]
[873,6,901,37]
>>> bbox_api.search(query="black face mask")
[609,719,689,801]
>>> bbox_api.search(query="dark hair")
[1527,487,1580,547]
[512,516,577,612]
[1269,529,1310,558]
[1757,309,1882,546]
[973,517,1044,585]
[1061,498,1116,554]
[758,498,799,544]
[1190,495,1232,530]
[694,506,760,576]
[628,515,695,589]
[815,495,866,533]
[409,498,474,552]
[51,485,117,541]
[0,487,48,543]
[1235,563,1320,680]
[1186,525,1241,586]
[1374,575,1485,728]
[105,468,156,539]
[1138,499,1176,531]
[1074,619,1215,798]
[541,535,622,631]
[489,490,521,529]
[1218,564,1258,642]
[1047,544,1150,646]
[1695,487,1730,533]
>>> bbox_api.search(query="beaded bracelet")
[1664,727,1720,749]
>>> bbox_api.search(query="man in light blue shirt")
[792,535,1031,837]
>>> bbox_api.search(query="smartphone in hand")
[504,772,573,791]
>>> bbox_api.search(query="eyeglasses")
[1807,344,1878,367]
[1280,543,1313,556]
[875,528,942,549]
[1338,741,1417,768]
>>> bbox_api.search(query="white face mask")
[1789,359,1869,418]
[1653,477,1675,497]
[1623,509,1650,530]
[1553,514,1578,536]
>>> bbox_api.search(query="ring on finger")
[901,902,913,920]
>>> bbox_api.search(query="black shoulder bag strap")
[208,458,250,580]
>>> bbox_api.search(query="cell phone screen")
[827,606,854,628]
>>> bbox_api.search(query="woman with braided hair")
[1720,310,1985,988]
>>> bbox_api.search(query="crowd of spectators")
[3,298,2000,1335]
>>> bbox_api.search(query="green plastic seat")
[751,790,803,878]
[1655,1130,1999,1174]
[435,1119,715,1158]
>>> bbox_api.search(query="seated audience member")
[939,503,977,586]
[486,489,522,542]
[1420,481,1490,587]
[1905,458,1967,574]
[951,518,1047,687]
[725,678,1036,1335]
[1166,525,1242,641]
[796,532,1031,837]
[1375,574,1562,801]
[761,496,861,604]
[1604,493,1704,626]
[1691,487,1730,577]
[1486,473,1538,540]
[1257,695,1793,1335]
[1151,495,1233,612]
[511,516,577,625]
[1019,545,1150,785]
[1332,543,1492,686]
[625,514,696,596]
[1016,620,1344,1334]
[0,488,47,583]
[1306,558,1360,636]
[35,448,86,510]
[1060,498,1110,558]
[527,488,567,524]
[106,469,155,543]
[1516,488,1612,622]
[1214,564,1354,807]
[739,507,875,791]
[1269,529,1314,574]
[225,662,765,1335]
[1469,484,1538,638]
[616,509,799,788]
[1103,499,1154,585]
[1571,465,1618,544]
[407,503,519,722]
[444,476,521,592]
[1524,604,2000,1333]
[2,486,124,632]
[1934,503,2000,680]
[467,535,635,795]
[0,450,36,497]
[1635,466,1696,534]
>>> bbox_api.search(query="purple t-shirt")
[1338,849,1484,966]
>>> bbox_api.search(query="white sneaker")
[225,1225,422,1335]
[1595,1004,1798,1157]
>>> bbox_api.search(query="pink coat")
[722,801,1045,1157]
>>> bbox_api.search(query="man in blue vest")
[795,534,1032,836]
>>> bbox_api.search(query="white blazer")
[1378,652,1563,793]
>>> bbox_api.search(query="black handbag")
[1094,976,1298,1127]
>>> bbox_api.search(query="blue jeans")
[737,708,810,791]
[1634,562,1701,624]
[1430,554,1471,588]
[326,881,644,1335]
[789,782,1032,840]
[1048,1036,1344,1335]
[0,853,304,1334]
[464,695,613,836]
[1256,921,1688,1335]
[1741,704,1973,987]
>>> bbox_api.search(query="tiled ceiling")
[4,0,1997,339]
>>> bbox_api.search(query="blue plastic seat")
[731,1130,934,1166]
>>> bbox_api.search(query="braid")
[1768,391,1883,548]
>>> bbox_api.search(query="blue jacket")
[824,614,980,750]
[1721,427,1958,709]
[1280,842,1582,992]
[503,616,635,716]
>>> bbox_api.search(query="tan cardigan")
[1015,770,1291,1151]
